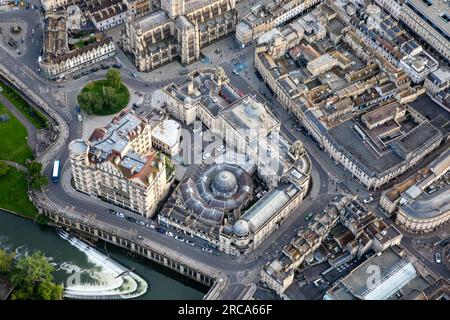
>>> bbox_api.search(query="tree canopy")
[10,251,63,300]
[77,69,129,115]
[0,160,10,177]
[27,160,48,190]
[0,249,14,275]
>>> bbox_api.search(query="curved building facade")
[396,187,450,233]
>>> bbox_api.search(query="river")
[0,210,208,299]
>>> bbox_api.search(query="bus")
[52,160,60,183]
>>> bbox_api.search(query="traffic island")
[77,69,130,116]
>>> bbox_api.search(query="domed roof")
[233,220,250,236]
[211,170,238,195]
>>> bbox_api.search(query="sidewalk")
[0,160,27,173]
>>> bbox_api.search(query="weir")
[29,191,224,297]
[57,230,148,299]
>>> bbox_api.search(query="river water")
[0,211,207,299]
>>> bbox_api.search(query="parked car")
[137,235,143,240]
[202,247,213,254]
[77,113,83,122]
[115,212,125,218]
[112,63,122,69]
[126,216,136,223]
[165,231,174,237]
[156,227,165,234]
[136,220,145,226]
[100,63,109,69]
[107,208,115,214]
[305,213,313,221]
[175,236,185,243]
[145,223,155,229]
[75,105,81,113]
[130,72,138,78]
[185,240,195,247]
[435,252,442,263]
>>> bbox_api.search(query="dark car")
[112,63,122,69]
[75,105,81,113]
[126,216,136,223]
[156,227,165,234]
[91,67,99,72]
[100,63,109,69]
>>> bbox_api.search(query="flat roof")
[152,119,181,148]
[220,95,279,134]
[327,120,403,175]
[405,0,450,39]
[408,94,450,136]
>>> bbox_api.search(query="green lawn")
[0,103,33,165]
[0,166,38,220]
[0,81,48,129]
[78,79,130,115]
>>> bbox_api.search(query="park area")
[0,103,33,165]
[0,167,38,219]
[0,103,38,219]
[77,69,130,115]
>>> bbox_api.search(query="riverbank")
[0,210,207,299]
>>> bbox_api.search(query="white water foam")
[57,230,148,299]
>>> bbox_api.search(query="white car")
[165,231,174,237]
[185,240,195,247]
[202,152,210,160]
[202,247,213,254]
[115,212,125,218]
[175,236,185,243]
[77,113,83,122]
[145,223,155,229]
[363,196,374,204]
[199,131,205,137]
[435,253,442,263]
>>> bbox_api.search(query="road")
[0,5,447,298]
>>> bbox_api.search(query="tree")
[102,86,119,110]
[0,160,10,177]
[27,160,42,176]
[0,249,15,275]
[26,161,48,190]
[30,174,48,190]
[106,69,122,88]
[10,251,63,300]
